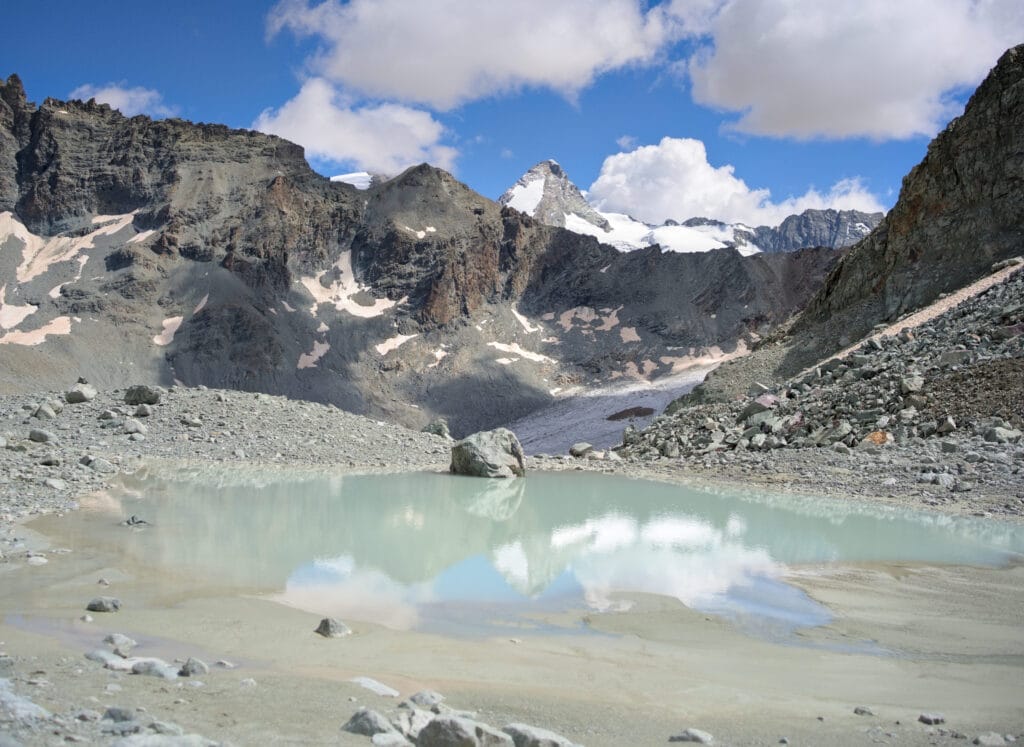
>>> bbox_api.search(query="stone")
[900,375,925,394]
[342,708,400,738]
[417,716,514,746]
[104,633,137,652]
[32,403,57,419]
[28,428,56,443]
[178,657,209,677]
[670,728,715,744]
[423,419,452,439]
[122,418,147,435]
[740,394,778,420]
[409,690,445,708]
[124,385,162,405]
[372,734,413,746]
[86,596,121,612]
[131,658,178,679]
[984,427,1022,444]
[89,457,117,474]
[918,713,945,725]
[393,706,435,740]
[134,404,154,417]
[974,733,1008,746]
[936,416,957,434]
[568,442,593,458]
[66,383,98,403]
[104,707,135,723]
[43,478,66,490]
[450,428,526,478]
[503,722,581,747]
[181,415,203,428]
[314,617,352,638]
[938,349,972,366]
[853,706,875,716]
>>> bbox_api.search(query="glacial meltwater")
[43,469,1024,640]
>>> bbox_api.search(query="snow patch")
[427,347,448,368]
[1,211,137,284]
[487,341,553,364]
[375,333,418,356]
[193,294,209,315]
[298,341,330,369]
[512,307,540,333]
[0,316,73,346]
[47,255,89,299]
[0,285,36,330]
[504,177,545,216]
[153,316,183,346]
[299,251,404,318]
[127,229,155,244]
[281,300,295,312]
[495,357,517,365]
[317,322,330,333]
[620,327,641,343]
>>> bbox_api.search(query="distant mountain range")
[498,159,883,255]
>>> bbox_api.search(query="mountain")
[499,161,882,255]
[0,74,839,436]
[498,159,611,231]
[673,43,1024,407]
[738,209,883,253]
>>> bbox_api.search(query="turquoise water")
[58,470,1024,637]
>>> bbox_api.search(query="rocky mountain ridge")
[0,74,837,435]
[499,160,882,254]
[668,43,1024,410]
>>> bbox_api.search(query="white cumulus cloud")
[68,83,176,118]
[685,0,1024,139]
[253,78,457,175]
[587,137,885,227]
[267,0,672,109]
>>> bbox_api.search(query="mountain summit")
[499,160,611,232]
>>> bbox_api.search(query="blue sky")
[3,1,1022,226]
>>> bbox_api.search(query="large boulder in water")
[450,428,525,478]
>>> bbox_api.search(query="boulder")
[423,419,452,439]
[503,722,581,747]
[670,728,714,744]
[450,429,525,478]
[342,708,399,738]
[417,716,513,746]
[314,617,352,638]
[66,382,98,403]
[86,597,121,613]
[568,442,593,458]
[124,385,162,406]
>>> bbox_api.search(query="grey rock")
[66,382,98,403]
[104,707,135,723]
[124,385,162,405]
[417,716,514,746]
[342,707,399,738]
[974,733,1008,746]
[372,734,413,746]
[502,722,581,747]
[86,596,121,612]
[423,419,451,439]
[104,633,137,651]
[43,477,66,490]
[32,403,57,420]
[392,706,434,739]
[918,713,945,725]
[314,617,351,638]
[450,428,525,478]
[985,427,1022,444]
[853,706,875,716]
[178,657,209,677]
[568,442,593,458]
[134,404,154,417]
[409,690,445,708]
[122,418,147,435]
[28,428,55,443]
[670,728,714,744]
[130,658,178,679]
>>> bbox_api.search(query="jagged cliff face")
[789,44,1024,360]
[498,160,611,232]
[0,75,838,434]
[741,209,883,253]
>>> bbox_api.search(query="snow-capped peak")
[499,160,611,232]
